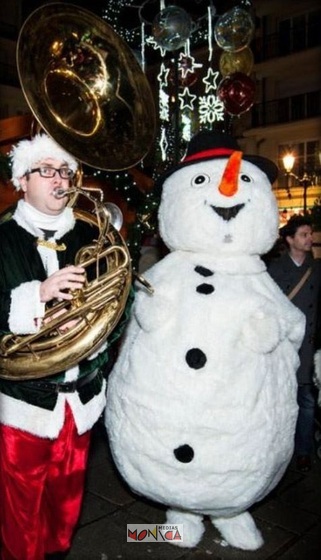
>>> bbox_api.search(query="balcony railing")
[251,90,321,128]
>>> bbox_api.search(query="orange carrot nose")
[218,150,243,197]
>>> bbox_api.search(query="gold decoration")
[37,239,66,251]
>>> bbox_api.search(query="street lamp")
[282,151,318,215]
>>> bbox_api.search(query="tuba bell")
[0,3,156,380]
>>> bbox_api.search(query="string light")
[159,89,170,121]
[141,21,146,71]
[97,1,227,262]
[208,5,213,62]
[181,113,193,142]
[102,0,140,46]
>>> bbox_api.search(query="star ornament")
[178,87,197,110]
[145,36,167,57]
[203,68,220,93]
[157,62,170,88]
[178,53,203,79]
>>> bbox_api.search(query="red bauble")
[217,72,256,116]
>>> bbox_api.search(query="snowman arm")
[315,350,321,380]
[313,350,321,407]
[241,306,281,354]
[281,305,305,350]
[240,299,304,354]
[134,286,174,332]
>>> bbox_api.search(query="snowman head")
[157,130,279,256]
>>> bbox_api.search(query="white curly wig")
[10,133,78,189]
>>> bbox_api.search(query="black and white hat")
[156,130,279,191]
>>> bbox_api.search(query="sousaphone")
[0,3,156,380]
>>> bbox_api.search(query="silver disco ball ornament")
[152,6,193,51]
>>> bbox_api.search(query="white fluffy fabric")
[105,153,305,551]
[13,199,75,239]
[314,350,321,406]
[9,280,45,334]
[211,511,264,550]
[10,133,78,189]
[165,509,205,548]
[0,378,106,438]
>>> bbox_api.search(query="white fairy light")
[178,53,203,79]
[141,22,145,72]
[157,62,170,89]
[159,89,170,121]
[208,5,213,62]
[178,41,202,79]
[181,113,193,142]
[145,36,167,57]
[178,88,197,111]
[203,68,220,93]
[199,95,225,124]
[160,127,169,161]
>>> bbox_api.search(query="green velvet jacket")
[0,211,133,411]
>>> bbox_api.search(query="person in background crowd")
[0,134,130,560]
[268,215,321,473]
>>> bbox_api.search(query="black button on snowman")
[105,131,305,551]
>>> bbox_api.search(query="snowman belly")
[106,263,298,515]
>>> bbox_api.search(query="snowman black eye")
[191,173,210,187]
[240,174,252,183]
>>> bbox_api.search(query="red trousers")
[0,404,91,560]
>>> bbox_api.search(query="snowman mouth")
[211,203,245,221]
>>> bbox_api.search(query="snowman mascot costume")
[105,131,305,551]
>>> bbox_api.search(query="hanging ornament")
[152,6,193,51]
[178,52,202,79]
[203,68,220,93]
[214,7,254,52]
[217,71,256,116]
[145,35,167,56]
[168,66,198,88]
[178,87,197,111]
[219,47,254,77]
[169,41,202,88]
[157,62,170,89]
[199,94,225,124]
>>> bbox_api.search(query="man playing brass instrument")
[0,134,125,559]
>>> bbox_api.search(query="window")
[278,10,321,55]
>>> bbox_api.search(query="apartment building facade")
[237,0,321,220]
[1,0,320,219]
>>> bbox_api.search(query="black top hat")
[155,130,279,192]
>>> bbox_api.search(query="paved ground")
[67,419,321,560]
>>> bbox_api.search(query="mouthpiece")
[53,188,69,198]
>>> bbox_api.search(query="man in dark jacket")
[268,215,321,472]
